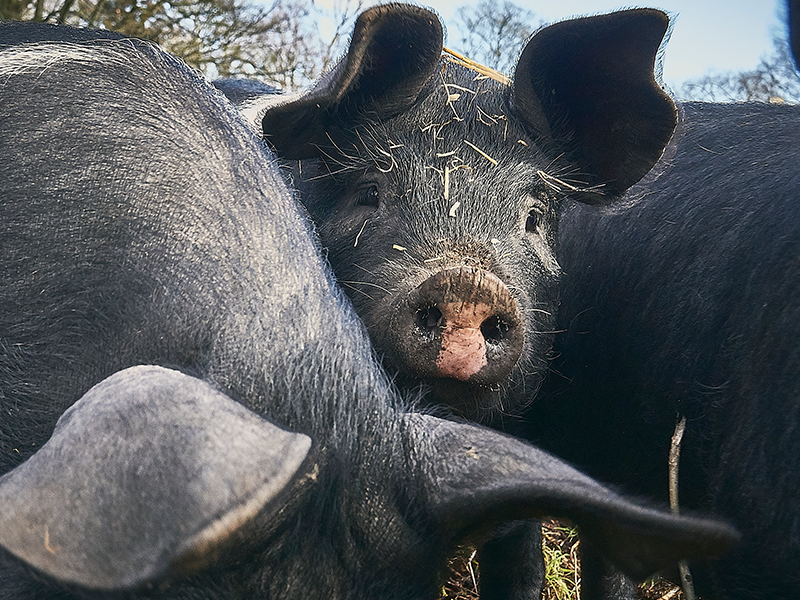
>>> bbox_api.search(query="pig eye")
[525,209,541,233]
[357,184,380,208]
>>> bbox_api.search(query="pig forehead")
[417,59,511,116]
[382,65,544,168]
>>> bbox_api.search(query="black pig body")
[0,15,737,600]
[525,100,800,599]
[257,7,677,422]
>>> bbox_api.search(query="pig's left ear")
[0,366,316,592]
[261,4,443,159]
[512,9,676,204]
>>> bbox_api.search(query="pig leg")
[580,542,637,600]
[477,520,545,600]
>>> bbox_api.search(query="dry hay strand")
[439,546,479,600]
[638,578,684,600]
[442,47,511,86]
[462,139,498,166]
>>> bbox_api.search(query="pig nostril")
[481,315,510,344]
[416,305,443,332]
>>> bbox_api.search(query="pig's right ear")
[260,4,443,159]
[0,366,316,593]
[512,9,676,205]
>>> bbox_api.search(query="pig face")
[293,66,561,416]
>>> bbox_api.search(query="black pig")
[253,5,676,421]
[512,3,800,597]
[0,17,737,600]
[523,101,800,599]
[242,5,678,598]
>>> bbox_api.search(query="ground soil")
[439,519,685,600]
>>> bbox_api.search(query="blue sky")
[317,0,787,91]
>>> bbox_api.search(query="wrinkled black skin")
[521,102,800,599]
[294,63,563,421]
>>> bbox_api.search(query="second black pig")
[256,6,676,422]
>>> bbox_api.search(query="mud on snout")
[384,267,525,388]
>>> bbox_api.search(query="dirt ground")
[439,519,685,600]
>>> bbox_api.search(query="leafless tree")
[680,25,800,103]
[0,0,344,89]
[312,0,363,74]
[453,0,539,75]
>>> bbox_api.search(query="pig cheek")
[435,326,488,381]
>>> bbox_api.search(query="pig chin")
[428,376,498,418]
[388,365,523,421]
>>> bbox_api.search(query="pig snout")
[392,268,524,385]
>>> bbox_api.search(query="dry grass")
[439,547,480,599]
[541,521,580,600]
[438,520,685,600]
[639,578,685,600]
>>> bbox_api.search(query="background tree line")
[2,0,797,99]
[0,0,364,88]
[453,0,800,103]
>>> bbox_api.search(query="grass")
[541,521,580,600]
[438,519,685,600]
[439,547,479,599]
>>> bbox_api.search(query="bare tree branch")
[1,0,342,90]
[453,0,539,75]
[681,22,800,103]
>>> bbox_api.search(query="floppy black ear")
[512,9,676,204]
[260,4,444,159]
[0,366,315,592]
[411,415,737,582]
